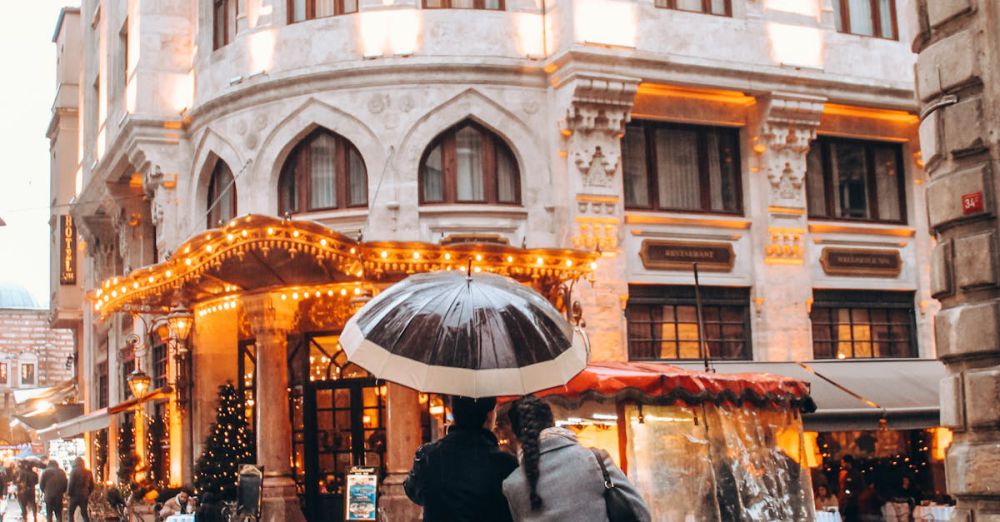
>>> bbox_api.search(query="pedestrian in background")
[404,396,517,522]
[66,458,93,522]
[503,396,651,522]
[40,460,67,522]
[17,461,39,522]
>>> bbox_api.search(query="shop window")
[832,0,897,40]
[288,0,359,22]
[0,363,7,386]
[806,137,906,223]
[654,0,730,16]
[213,0,238,50]
[207,159,237,228]
[419,394,450,443]
[419,120,521,205]
[278,129,368,215]
[626,285,751,361]
[810,290,916,359]
[238,340,257,430]
[97,362,109,409]
[152,343,168,390]
[622,120,742,214]
[422,0,503,8]
[20,362,35,387]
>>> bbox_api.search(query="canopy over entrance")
[90,214,599,315]
[529,362,814,410]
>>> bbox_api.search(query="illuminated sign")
[59,215,77,285]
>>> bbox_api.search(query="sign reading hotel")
[59,215,77,285]
[820,248,901,278]
[639,240,735,272]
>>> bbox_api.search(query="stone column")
[912,1,1000,518]
[380,383,422,522]
[556,72,639,361]
[751,92,825,362]
[242,293,306,522]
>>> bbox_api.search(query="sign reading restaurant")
[820,247,902,277]
[59,215,76,285]
[639,240,735,272]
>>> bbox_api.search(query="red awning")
[531,362,814,410]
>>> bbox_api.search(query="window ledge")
[808,222,915,238]
[418,204,528,218]
[289,208,369,222]
[624,211,750,230]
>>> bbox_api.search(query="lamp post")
[154,307,194,410]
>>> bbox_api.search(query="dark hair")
[507,396,555,511]
[451,396,497,429]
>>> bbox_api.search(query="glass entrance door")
[289,334,386,522]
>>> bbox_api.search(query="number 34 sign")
[962,192,984,215]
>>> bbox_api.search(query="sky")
[0,1,77,307]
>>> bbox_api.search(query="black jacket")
[40,466,68,501]
[404,426,518,522]
[67,465,93,501]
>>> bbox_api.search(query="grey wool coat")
[502,430,652,522]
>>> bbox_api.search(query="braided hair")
[508,396,555,511]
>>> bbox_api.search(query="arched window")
[278,129,368,215]
[419,121,520,205]
[207,159,237,228]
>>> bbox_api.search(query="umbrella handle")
[574,326,592,361]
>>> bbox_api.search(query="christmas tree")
[194,382,256,500]
[117,415,138,486]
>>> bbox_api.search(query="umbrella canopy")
[341,270,588,398]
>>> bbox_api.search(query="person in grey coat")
[502,396,652,522]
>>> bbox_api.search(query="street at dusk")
[0,1,996,521]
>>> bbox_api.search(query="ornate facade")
[49,0,946,520]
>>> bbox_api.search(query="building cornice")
[546,46,918,112]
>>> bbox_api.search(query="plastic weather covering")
[624,403,814,522]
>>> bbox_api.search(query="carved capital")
[760,92,826,207]
[242,293,299,339]
[561,73,640,135]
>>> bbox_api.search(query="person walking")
[404,396,518,522]
[40,460,68,522]
[66,458,93,522]
[16,461,39,522]
[502,396,651,522]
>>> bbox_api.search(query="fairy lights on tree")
[194,383,256,500]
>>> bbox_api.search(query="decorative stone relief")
[560,73,640,188]
[764,227,806,264]
[573,195,620,251]
[368,94,387,114]
[760,92,826,208]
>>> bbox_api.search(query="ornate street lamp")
[127,368,152,399]
[154,307,194,409]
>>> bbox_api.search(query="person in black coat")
[66,458,93,522]
[40,460,68,522]
[404,396,518,522]
[17,461,39,522]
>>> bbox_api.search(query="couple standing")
[404,395,651,521]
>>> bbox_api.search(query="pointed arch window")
[207,159,237,228]
[419,121,521,205]
[279,129,368,215]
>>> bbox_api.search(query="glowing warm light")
[565,260,573,267]
[767,23,823,68]
[249,29,276,72]
[292,292,299,300]
[281,294,287,300]
[267,228,274,235]
[320,239,328,247]
[169,70,194,113]
[340,289,348,296]
[350,247,357,254]
[931,427,953,462]
[227,234,234,241]
[206,245,213,252]
[764,0,818,17]
[361,8,420,57]
[360,11,389,57]
[474,266,482,273]
[380,251,389,259]
[132,282,139,289]
[590,262,598,270]
[475,254,483,262]
[165,270,172,277]
[293,231,300,238]
[514,13,544,58]
[185,259,192,266]
[506,256,514,263]
[327,290,334,297]
[574,0,636,48]
[444,253,452,261]
[536,257,544,265]
[242,230,249,238]
[413,252,421,260]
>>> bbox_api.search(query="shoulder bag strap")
[589,447,614,489]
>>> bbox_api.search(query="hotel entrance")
[290,333,386,522]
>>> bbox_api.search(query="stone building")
[48,0,950,519]
[0,283,76,444]
[911,0,1000,519]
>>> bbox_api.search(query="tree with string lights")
[194,382,256,500]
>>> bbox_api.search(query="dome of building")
[0,282,39,309]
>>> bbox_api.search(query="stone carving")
[522,100,539,115]
[399,94,415,113]
[760,92,825,207]
[764,227,806,263]
[561,73,639,188]
[367,94,387,114]
[573,195,620,251]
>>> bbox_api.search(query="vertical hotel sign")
[59,215,77,285]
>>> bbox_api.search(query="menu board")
[345,467,378,521]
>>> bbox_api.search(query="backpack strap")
[589,448,614,490]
